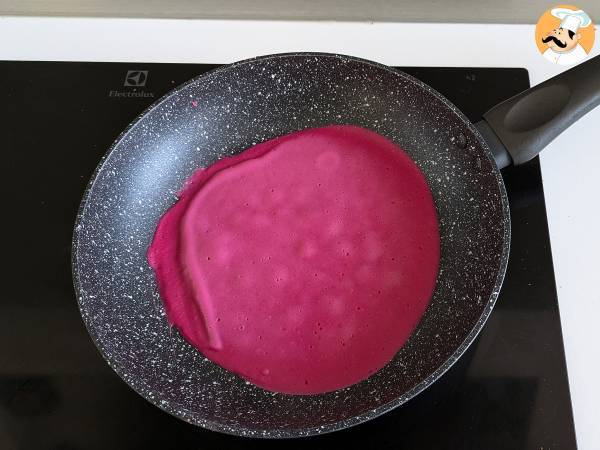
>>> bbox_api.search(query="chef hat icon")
[551,8,592,33]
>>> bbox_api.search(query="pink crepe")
[147,125,440,394]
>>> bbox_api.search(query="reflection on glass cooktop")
[0,61,577,449]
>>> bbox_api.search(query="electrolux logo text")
[109,70,155,98]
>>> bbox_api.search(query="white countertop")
[2,16,598,449]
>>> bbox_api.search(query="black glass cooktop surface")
[0,61,577,449]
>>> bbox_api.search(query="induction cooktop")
[0,61,577,449]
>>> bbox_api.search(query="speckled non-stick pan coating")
[72,53,510,437]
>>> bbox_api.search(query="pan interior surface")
[73,54,509,437]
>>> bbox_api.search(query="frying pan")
[72,53,600,437]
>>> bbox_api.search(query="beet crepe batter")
[148,125,440,394]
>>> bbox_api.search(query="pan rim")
[71,52,511,438]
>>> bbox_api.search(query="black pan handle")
[476,54,600,168]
